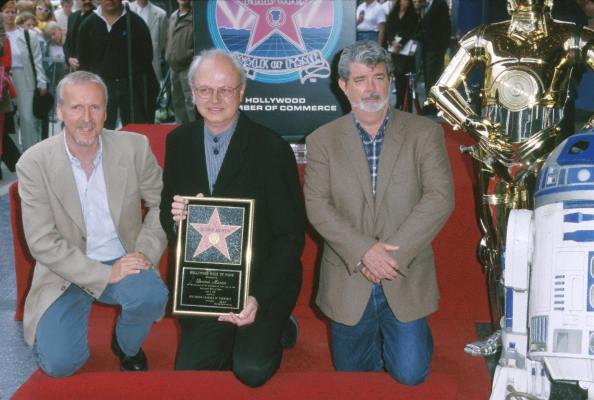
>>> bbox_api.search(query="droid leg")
[466,164,508,355]
[491,209,551,399]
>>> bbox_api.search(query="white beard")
[351,96,388,113]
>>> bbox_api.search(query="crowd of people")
[0,0,194,180]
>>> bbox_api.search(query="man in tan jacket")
[304,40,454,385]
[16,71,168,377]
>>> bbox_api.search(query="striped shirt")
[204,115,239,194]
[353,112,390,195]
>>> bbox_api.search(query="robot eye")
[569,141,589,155]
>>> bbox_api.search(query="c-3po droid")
[428,0,594,356]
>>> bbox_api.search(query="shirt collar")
[352,111,390,142]
[204,114,239,143]
[63,133,103,170]
[94,5,126,29]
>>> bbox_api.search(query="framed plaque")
[172,197,254,317]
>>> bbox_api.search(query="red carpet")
[12,124,492,399]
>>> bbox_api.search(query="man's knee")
[36,347,89,378]
[233,360,276,388]
[386,361,430,386]
[123,274,168,319]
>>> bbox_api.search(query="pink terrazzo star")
[237,0,310,52]
[191,208,241,260]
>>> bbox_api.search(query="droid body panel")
[493,131,594,399]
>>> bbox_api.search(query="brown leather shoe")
[111,332,148,372]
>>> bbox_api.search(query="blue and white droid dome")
[535,127,594,208]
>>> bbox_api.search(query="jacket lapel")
[339,113,374,211]
[49,135,86,234]
[374,110,405,215]
[146,4,157,32]
[211,115,248,196]
[193,121,211,196]
[101,131,128,228]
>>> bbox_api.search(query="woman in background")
[384,0,419,110]
[2,0,47,151]
[34,0,54,31]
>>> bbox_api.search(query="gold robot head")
[507,0,553,14]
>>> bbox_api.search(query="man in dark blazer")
[304,40,454,385]
[413,0,451,112]
[159,49,304,388]
[63,0,95,71]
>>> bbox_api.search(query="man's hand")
[218,296,258,327]
[68,57,80,70]
[392,41,402,55]
[108,251,151,283]
[361,242,401,281]
[361,266,381,284]
[171,193,203,225]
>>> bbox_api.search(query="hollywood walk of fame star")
[191,208,241,260]
[237,0,310,53]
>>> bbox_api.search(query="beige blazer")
[304,109,454,325]
[16,130,166,345]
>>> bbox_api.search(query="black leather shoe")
[280,314,299,349]
[111,332,148,371]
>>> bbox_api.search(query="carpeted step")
[14,370,459,400]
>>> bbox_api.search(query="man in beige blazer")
[304,41,454,385]
[16,71,168,377]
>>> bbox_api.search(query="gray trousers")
[170,67,195,125]
[12,68,41,151]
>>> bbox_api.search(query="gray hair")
[56,71,108,106]
[337,40,393,81]
[188,48,247,89]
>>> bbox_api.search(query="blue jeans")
[34,268,168,377]
[330,284,433,386]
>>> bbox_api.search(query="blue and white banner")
[194,0,356,139]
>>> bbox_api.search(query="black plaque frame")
[173,196,254,317]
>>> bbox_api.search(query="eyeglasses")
[36,6,49,12]
[193,84,242,99]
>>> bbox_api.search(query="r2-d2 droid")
[493,127,594,399]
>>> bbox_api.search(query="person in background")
[412,0,451,114]
[3,0,47,151]
[17,11,39,32]
[384,0,419,109]
[379,0,394,14]
[160,49,303,387]
[16,0,35,17]
[304,40,454,385]
[0,3,8,181]
[54,0,73,33]
[130,0,167,82]
[62,0,94,71]
[553,0,589,136]
[42,21,66,123]
[356,0,387,44]
[580,0,594,27]
[34,0,54,31]
[77,0,157,128]
[164,0,194,124]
